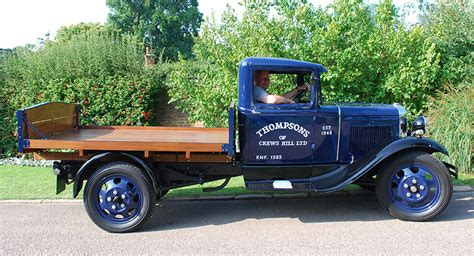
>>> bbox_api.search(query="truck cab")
[237,58,406,190]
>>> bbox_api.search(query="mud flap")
[56,174,68,194]
[442,161,458,179]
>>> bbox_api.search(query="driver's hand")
[296,84,309,92]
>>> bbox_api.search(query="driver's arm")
[255,86,294,104]
[263,94,294,104]
[282,84,309,99]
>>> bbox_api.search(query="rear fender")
[72,152,159,198]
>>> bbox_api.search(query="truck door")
[241,107,315,165]
[239,71,316,165]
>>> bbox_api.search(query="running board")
[245,180,313,191]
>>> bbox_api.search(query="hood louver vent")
[350,126,393,158]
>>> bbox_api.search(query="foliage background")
[0,0,471,173]
[166,0,472,172]
[0,26,166,155]
[167,0,441,127]
[422,0,473,173]
[427,85,472,175]
[106,0,203,60]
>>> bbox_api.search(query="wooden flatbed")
[28,126,228,152]
[17,102,232,162]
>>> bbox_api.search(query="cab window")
[253,70,313,105]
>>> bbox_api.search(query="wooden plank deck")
[27,126,229,153]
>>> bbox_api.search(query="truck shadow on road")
[141,192,473,232]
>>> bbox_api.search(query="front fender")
[377,136,448,158]
[72,152,159,198]
[314,137,448,192]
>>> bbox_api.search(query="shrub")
[427,85,473,174]
[421,0,473,86]
[167,0,441,126]
[1,29,166,156]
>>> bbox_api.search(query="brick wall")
[154,87,203,127]
[146,50,201,127]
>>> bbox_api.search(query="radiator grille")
[350,126,393,156]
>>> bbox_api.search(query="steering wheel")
[292,86,309,103]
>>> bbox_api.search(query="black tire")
[84,162,156,232]
[376,152,452,221]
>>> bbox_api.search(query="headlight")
[412,116,428,137]
[400,117,408,136]
[393,103,407,137]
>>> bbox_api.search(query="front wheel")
[376,152,452,221]
[84,162,156,232]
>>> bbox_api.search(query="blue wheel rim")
[388,164,441,213]
[93,175,143,223]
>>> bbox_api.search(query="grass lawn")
[455,172,474,186]
[0,165,472,200]
[0,165,260,200]
[0,165,76,200]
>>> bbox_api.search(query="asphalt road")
[1,192,473,255]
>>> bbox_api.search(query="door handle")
[251,109,261,115]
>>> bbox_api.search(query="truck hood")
[331,102,402,117]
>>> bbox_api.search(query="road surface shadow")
[141,192,473,232]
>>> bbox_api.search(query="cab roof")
[240,57,327,74]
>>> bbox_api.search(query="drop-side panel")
[26,126,228,153]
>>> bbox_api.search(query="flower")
[141,111,151,120]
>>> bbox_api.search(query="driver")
[254,70,309,104]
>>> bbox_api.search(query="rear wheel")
[376,152,452,221]
[84,162,156,232]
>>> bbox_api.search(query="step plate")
[273,180,293,189]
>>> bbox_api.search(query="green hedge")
[0,31,166,156]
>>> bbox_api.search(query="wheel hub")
[398,176,428,202]
[104,189,130,214]
[94,175,143,222]
[390,165,441,212]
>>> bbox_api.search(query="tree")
[166,0,440,127]
[106,0,203,60]
[420,0,473,86]
[55,23,111,43]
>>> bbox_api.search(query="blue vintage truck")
[17,57,457,232]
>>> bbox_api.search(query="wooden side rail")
[33,151,232,163]
[17,102,79,152]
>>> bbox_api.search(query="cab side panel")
[239,110,314,165]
